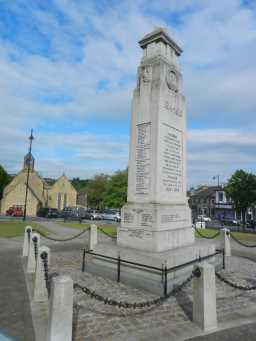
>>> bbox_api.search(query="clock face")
[166,70,178,92]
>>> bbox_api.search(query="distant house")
[189,186,219,221]
[0,153,77,216]
[189,185,255,222]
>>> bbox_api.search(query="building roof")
[190,186,221,199]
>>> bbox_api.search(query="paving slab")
[0,249,35,341]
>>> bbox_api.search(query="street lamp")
[23,129,34,221]
[213,175,220,187]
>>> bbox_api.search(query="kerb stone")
[193,262,217,331]
[89,224,97,250]
[22,225,32,257]
[47,275,73,341]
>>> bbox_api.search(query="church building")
[0,153,77,216]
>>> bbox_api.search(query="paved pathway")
[188,322,256,341]
[0,248,35,341]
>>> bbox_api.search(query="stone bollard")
[22,226,33,257]
[47,275,73,341]
[193,263,217,331]
[89,224,98,250]
[34,246,50,302]
[220,228,231,257]
[27,232,40,273]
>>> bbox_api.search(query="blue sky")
[0,0,256,187]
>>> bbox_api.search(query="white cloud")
[0,0,256,184]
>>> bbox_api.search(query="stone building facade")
[0,154,77,216]
[189,185,255,222]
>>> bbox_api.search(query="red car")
[6,206,24,217]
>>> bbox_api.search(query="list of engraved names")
[161,123,183,193]
[135,122,151,195]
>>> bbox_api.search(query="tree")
[86,174,109,209]
[71,178,89,193]
[224,170,256,226]
[0,165,11,200]
[104,169,128,208]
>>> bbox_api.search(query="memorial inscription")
[135,122,151,195]
[161,123,183,193]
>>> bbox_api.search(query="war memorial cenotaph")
[87,28,215,294]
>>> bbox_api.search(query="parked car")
[101,210,121,222]
[6,205,23,217]
[61,207,83,222]
[83,209,102,220]
[221,218,240,226]
[37,208,59,218]
[246,220,256,229]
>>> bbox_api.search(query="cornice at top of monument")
[139,27,183,56]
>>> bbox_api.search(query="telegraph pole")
[23,129,34,221]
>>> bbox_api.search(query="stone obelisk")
[118,28,194,252]
[88,28,215,295]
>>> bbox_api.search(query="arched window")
[64,193,67,208]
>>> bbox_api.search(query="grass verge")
[0,221,50,238]
[195,227,256,243]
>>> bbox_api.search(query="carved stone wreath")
[166,69,178,92]
[141,66,152,83]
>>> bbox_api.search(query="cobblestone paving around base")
[49,247,256,341]
[3,221,256,341]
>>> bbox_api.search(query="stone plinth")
[119,202,193,252]
[85,239,215,295]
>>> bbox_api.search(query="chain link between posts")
[36,228,88,242]
[40,251,50,295]
[74,271,194,309]
[98,226,117,239]
[194,227,220,239]
[32,236,38,261]
[229,232,256,248]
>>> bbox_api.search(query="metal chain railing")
[215,271,256,291]
[230,232,256,248]
[194,227,220,239]
[40,251,50,296]
[36,228,88,242]
[98,226,117,240]
[74,271,195,309]
[32,236,38,261]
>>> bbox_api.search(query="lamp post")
[23,129,34,221]
[213,175,220,187]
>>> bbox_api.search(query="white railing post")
[23,226,33,257]
[34,246,50,302]
[193,262,217,331]
[27,232,40,273]
[220,228,231,256]
[47,275,73,341]
[89,224,98,250]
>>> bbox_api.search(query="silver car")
[101,210,121,222]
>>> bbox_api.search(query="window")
[218,192,224,202]
[64,193,67,208]
[57,193,61,210]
